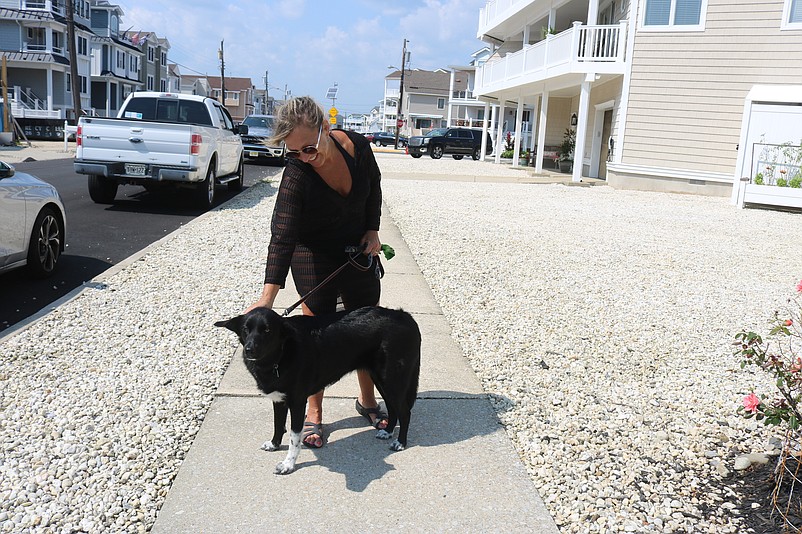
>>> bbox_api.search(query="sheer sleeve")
[264,165,305,286]
[360,139,382,231]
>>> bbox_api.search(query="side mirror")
[0,162,15,178]
[235,124,248,135]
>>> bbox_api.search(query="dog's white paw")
[376,429,392,440]
[261,440,279,452]
[274,460,296,475]
[389,440,405,452]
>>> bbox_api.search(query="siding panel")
[623,0,802,175]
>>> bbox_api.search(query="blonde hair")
[270,96,324,145]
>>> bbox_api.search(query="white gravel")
[1,152,800,532]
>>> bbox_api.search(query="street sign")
[329,117,337,125]
[329,107,338,117]
[396,119,403,128]
[326,85,338,100]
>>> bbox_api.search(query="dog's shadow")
[286,390,513,492]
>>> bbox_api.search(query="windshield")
[425,128,448,137]
[243,116,274,128]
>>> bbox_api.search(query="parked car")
[407,127,492,160]
[363,132,376,143]
[371,131,408,147]
[240,114,285,165]
[0,161,66,278]
[74,92,247,210]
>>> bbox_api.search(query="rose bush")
[736,279,802,429]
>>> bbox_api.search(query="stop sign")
[396,119,403,128]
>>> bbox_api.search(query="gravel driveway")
[1,152,800,532]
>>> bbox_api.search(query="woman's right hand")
[244,284,280,314]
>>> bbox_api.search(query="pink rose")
[796,279,802,293]
[743,393,761,413]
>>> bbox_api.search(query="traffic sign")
[329,117,337,125]
[329,107,338,117]
[396,119,403,128]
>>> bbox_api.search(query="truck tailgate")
[79,119,194,167]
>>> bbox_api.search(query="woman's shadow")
[290,390,516,492]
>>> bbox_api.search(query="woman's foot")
[302,421,325,448]
[355,399,388,430]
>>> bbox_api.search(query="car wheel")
[399,140,407,148]
[374,139,381,147]
[452,155,464,160]
[410,154,422,159]
[430,145,443,159]
[88,174,118,204]
[472,147,481,161]
[195,164,215,209]
[26,206,62,278]
[229,155,244,191]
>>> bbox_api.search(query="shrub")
[791,175,802,189]
[755,172,764,185]
[777,178,789,187]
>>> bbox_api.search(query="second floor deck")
[476,21,628,96]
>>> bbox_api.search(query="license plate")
[125,163,147,176]
[249,151,260,158]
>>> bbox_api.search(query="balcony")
[476,21,628,96]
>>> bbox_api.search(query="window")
[783,0,802,29]
[66,73,71,93]
[122,98,212,126]
[148,46,155,62]
[437,97,445,109]
[130,55,138,72]
[27,28,46,50]
[160,51,167,65]
[641,0,707,31]
[226,91,239,102]
[79,75,87,94]
[160,79,167,92]
[77,36,87,56]
[52,31,64,54]
[117,50,125,69]
[147,75,154,91]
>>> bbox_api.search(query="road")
[0,158,283,333]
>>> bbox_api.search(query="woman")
[246,96,387,448]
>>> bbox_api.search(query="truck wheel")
[26,206,62,278]
[430,145,443,159]
[452,155,464,160]
[472,147,481,160]
[229,156,244,191]
[195,165,215,209]
[88,175,118,204]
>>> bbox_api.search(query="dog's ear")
[214,315,245,334]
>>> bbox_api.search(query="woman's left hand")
[360,230,381,256]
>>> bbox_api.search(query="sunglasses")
[285,124,323,160]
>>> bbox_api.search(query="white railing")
[477,21,628,92]
[478,0,529,35]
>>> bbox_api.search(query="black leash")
[281,245,383,317]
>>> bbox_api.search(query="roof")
[386,68,467,94]
[2,51,69,66]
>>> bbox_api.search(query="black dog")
[215,306,421,474]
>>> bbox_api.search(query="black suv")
[407,127,492,160]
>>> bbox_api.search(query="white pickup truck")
[74,92,247,209]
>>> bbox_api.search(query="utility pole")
[394,38,408,150]
[65,0,82,120]
[265,69,271,115]
[218,40,226,105]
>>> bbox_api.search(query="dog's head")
[215,307,287,364]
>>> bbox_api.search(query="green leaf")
[380,244,395,261]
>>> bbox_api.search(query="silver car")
[0,161,66,277]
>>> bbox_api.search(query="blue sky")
[116,0,489,115]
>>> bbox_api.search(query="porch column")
[535,91,549,173]
[572,78,592,183]
[46,68,53,111]
[513,98,524,167]
[106,79,111,117]
[480,101,490,161]
[494,102,506,164]
[488,104,497,157]
[523,24,530,46]
[447,70,455,126]
[587,0,599,24]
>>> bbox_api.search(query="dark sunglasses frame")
[285,124,323,159]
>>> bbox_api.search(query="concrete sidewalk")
[150,205,559,533]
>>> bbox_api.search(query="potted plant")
[558,128,575,173]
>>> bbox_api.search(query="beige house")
[474,0,802,196]
[180,75,254,122]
